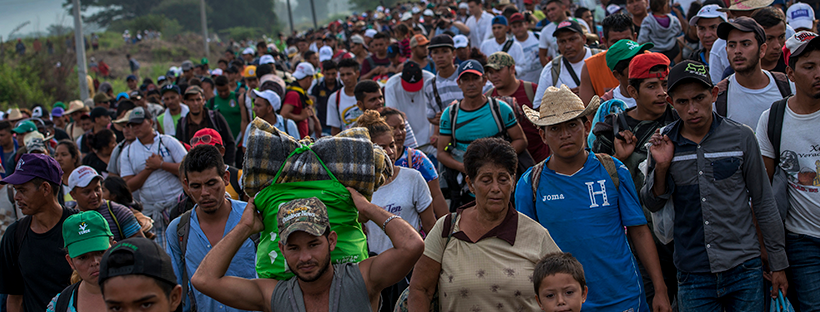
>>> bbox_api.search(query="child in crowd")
[638,0,683,64]
[533,252,588,312]
[395,24,413,58]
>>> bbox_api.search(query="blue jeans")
[678,258,764,312]
[786,232,820,311]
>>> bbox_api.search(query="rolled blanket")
[242,117,393,200]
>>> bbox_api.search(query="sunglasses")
[191,134,219,146]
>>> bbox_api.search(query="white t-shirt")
[611,85,637,109]
[533,48,593,108]
[365,167,432,254]
[480,37,526,76]
[465,12,494,48]
[538,18,591,59]
[385,70,436,147]
[119,133,186,206]
[756,103,820,238]
[515,31,542,83]
[326,89,361,131]
[726,71,792,129]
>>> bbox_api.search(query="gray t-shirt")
[270,262,372,312]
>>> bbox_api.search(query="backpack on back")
[766,97,791,222]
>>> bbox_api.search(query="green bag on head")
[253,146,369,280]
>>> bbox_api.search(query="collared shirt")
[165,199,257,312]
[422,203,561,312]
[641,113,788,273]
[185,108,215,143]
[515,151,648,311]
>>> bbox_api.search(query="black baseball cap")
[428,34,455,50]
[99,237,178,287]
[160,84,181,95]
[717,17,766,45]
[402,61,424,92]
[553,20,585,37]
[667,60,714,94]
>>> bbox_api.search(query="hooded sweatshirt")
[637,13,682,52]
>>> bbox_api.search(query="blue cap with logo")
[457,59,485,79]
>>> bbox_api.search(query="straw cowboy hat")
[65,100,90,114]
[523,85,600,127]
[5,109,25,122]
[719,0,774,11]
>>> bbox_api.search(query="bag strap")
[228,166,243,197]
[488,98,506,136]
[550,57,562,87]
[772,72,793,98]
[562,55,581,86]
[272,145,341,183]
[431,77,443,111]
[715,78,730,117]
[523,81,535,105]
[530,160,547,221]
[595,153,620,189]
[484,87,495,98]
[177,210,197,311]
[767,97,789,166]
[335,89,342,115]
[106,201,125,239]
[55,282,81,312]
[449,101,460,146]
[501,38,514,53]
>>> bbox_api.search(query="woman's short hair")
[463,137,517,180]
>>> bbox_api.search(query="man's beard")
[288,247,332,283]
[733,54,760,76]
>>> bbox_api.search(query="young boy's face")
[536,273,588,312]
[103,275,182,312]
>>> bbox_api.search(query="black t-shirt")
[82,152,108,174]
[0,207,76,312]
[53,128,70,142]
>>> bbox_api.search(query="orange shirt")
[585,51,620,97]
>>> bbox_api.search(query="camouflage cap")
[485,52,516,70]
[277,197,330,244]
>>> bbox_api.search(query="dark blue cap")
[457,59,485,79]
[492,15,508,26]
[1,154,63,186]
[161,84,180,95]
[126,74,137,81]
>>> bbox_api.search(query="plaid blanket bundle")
[242,118,393,200]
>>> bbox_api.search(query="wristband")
[382,215,402,231]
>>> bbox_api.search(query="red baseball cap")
[628,53,671,79]
[524,0,533,4]
[401,61,424,92]
[191,128,223,147]
[510,13,525,23]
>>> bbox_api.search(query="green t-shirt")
[209,92,242,139]
[157,112,183,134]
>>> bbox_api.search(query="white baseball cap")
[365,29,378,38]
[292,62,316,80]
[788,3,815,31]
[606,4,623,15]
[252,89,282,112]
[412,6,421,14]
[259,54,275,65]
[453,34,469,49]
[211,68,223,76]
[319,46,333,62]
[401,12,413,21]
[424,9,435,17]
[242,47,255,55]
[459,2,469,9]
[689,5,728,26]
[68,166,103,191]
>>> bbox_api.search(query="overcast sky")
[0,0,80,39]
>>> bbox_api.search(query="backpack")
[528,153,620,221]
[551,48,604,87]
[54,281,81,312]
[714,71,792,117]
[176,208,260,311]
[766,97,791,222]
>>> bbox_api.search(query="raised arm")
[190,198,277,312]
[350,188,424,298]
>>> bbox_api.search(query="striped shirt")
[425,71,463,119]
[96,200,142,241]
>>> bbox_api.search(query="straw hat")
[719,0,774,11]
[6,108,25,122]
[523,85,600,127]
[65,100,90,114]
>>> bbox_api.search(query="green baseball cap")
[485,52,516,70]
[277,197,330,244]
[12,120,37,134]
[605,40,654,72]
[62,211,113,258]
[53,101,66,109]
[201,57,209,65]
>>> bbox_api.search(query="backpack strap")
[484,87,495,98]
[176,210,197,311]
[228,166,243,198]
[488,98,506,136]
[335,89,342,113]
[767,97,789,165]
[501,38,514,53]
[523,81,535,105]
[772,72,793,98]
[431,77,443,111]
[530,159,547,221]
[715,78,730,117]
[106,200,125,239]
[449,101,460,146]
[550,57,562,87]
[595,153,620,189]
[55,282,81,312]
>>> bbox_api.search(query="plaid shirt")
[242,118,393,200]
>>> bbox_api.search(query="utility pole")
[309,0,318,29]
[200,0,209,59]
[286,0,294,34]
[72,0,89,101]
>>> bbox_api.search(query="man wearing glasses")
[120,107,187,248]
[175,86,236,166]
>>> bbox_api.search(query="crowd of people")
[0,0,819,311]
